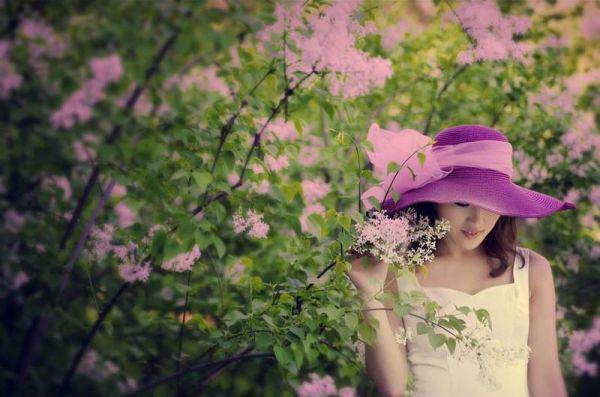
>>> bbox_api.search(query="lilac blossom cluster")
[51,53,123,129]
[232,209,270,239]
[445,0,533,65]
[568,316,600,377]
[351,208,450,267]
[161,244,202,272]
[113,242,151,283]
[296,372,356,397]
[258,0,392,99]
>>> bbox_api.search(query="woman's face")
[434,202,501,257]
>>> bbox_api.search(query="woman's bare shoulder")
[526,248,554,299]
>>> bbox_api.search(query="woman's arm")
[361,259,410,397]
[527,250,568,397]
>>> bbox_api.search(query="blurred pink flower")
[161,244,201,272]
[265,154,289,172]
[300,203,326,234]
[445,0,533,65]
[301,179,331,203]
[5,209,25,234]
[114,202,136,228]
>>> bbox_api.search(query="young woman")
[348,124,576,397]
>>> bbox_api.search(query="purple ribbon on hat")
[361,123,514,211]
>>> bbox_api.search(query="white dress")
[396,246,531,397]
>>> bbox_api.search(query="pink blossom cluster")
[444,0,534,65]
[113,242,152,283]
[561,112,600,162]
[513,148,548,186]
[380,21,413,51]
[581,1,600,41]
[232,209,270,238]
[589,186,600,208]
[0,40,23,98]
[301,179,331,203]
[77,349,120,381]
[41,175,72,200]
[5,209,26,234]
[529,70,600,117]
[89,223,115,260]
[262,118,299,143]
[296,372,356,397]
[258,0,392,99]
[165,65,230,97]
[72,133,99,163]
[224,261,246,283]
[568,316,600,377]
[300,203,326,235]
[114,202,136,228]
[298,136,322,167]
[19,18,67,82]
[161,244,201,272]
[265,154,289,172]
[51,53,123,129]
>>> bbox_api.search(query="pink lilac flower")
[89,223,115,260]
[300,203,326,234]
[225,262,245,283]
[260,117,299,143]
[5,209,25,234]
[42,175,72,200]
[177,65,230,97]
[115,83,153,117]
[161,244,201,272]
[232,209,270,238]
[19,18,67,82]
[12,271,30,289]
[581,1,600,41]
[72,139,96,162]
[0,40,23,99]
[118,261,151,283]
[265,154,289,172]
[296,372,337,397]
[590,245,600,259]
[253,179,270,194]
[564,189,581,204]
[445,0,533,65]
[259,0,393,99]
[337,387,357,397]
[114,202,136,228]
[301,179,331,203]
[117,377,138,393]
[51,53,123,129]
[568,317,600,376]
[111,183,127,197]
[588,186,600,207]
[298,136,321,166]
[381,21,412,51]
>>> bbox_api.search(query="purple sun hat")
[361,124,577,218]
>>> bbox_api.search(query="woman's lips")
[462,230,482,238]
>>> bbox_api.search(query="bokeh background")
[1,0,599,396]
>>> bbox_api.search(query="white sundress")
[396,246,531,397]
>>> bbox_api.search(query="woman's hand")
[347,253,391,298]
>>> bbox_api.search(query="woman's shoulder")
[523,247,554,299]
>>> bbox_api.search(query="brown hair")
[388,201,526,277]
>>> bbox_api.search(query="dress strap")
[514,246,531,300]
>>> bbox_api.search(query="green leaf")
[273,344,293,367]
[446,337,456,354]
[344,312,358,330]
[358,322,376,347]
[387,161,400,174]
[255,332,273,350]
[475,308,492,330]
[392,190,400,203]
[417,151,426,168]
[211,235,226,258]
[367,196,381,210]
[428,331,446,349]
[293,118,304,135]
[321,101,335,120]
[417,321,430,335]
[192,171,213,191]
[338,214,351,232]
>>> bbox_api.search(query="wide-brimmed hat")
[361,124,577,218]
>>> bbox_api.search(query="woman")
[347,124,576,397]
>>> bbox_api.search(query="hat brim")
[381,167,577,218]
